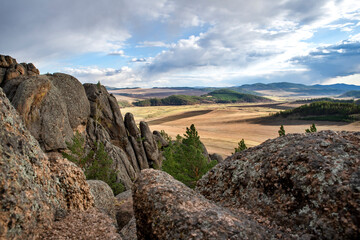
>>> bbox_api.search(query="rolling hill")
[339,90,360,98]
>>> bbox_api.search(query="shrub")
[162,124,217,188]
[62,132,125,195]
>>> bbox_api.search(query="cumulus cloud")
[1,0,360,86]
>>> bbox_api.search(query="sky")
[1,0,360,88]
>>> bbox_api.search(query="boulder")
[133,169,283,239]
[153,130,169,148]
[197,131,360,239]
[115,190,134,230]
[47,73,90,130]
[140,121,162,168]
[119,217,137,240]
[87,180,116,221]
[124,113,149,170]
[0,88,93,239]
[209,153,224,163]
[4,75,73,151]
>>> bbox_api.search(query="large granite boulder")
[0,88,93,239]
[87,180,116,221]
[133,169,285,239]
[197,131,360,239]
[124,113,149,170]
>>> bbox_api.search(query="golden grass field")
[122,103,360,158]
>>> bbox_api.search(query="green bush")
[62,132,125,195]
[162,125,217,188]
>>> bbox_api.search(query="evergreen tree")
[305,123,317,133]
[234,139,247,153]
[162,125,217,188]
[278,125,286,136]
[62,132,124,195]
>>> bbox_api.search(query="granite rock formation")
[197,131,360,239]
[132,169,286,239]
[1,55,163,190]
[0,88,93,239]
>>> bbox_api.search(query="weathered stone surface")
[133,169,283,240]
[124,112,149,170]
[140,121,161,168]
[84,83,139,173]
[87,180,116,221]
[115,190,134,230]
[0,88,93,239]
[48,73,90,130]
[197,131,360,239]
[5,75,73,151]
[39,209,121,240]
[153,130,169,148]
[209,153,224,163]
[86,118,136,189]
[120,217,137,240]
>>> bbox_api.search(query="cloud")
[108,50,125,56]
[130,58,147,62]
[323,74,360,85]
[1,0,360,87]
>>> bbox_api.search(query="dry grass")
[122,104,360,158]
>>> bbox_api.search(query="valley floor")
[122,103,360,158]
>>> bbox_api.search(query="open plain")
[122,103,360,157]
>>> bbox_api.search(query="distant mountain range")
[107,82,360,97]
[339,90,360,98]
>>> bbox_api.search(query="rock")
[87,180,116,221]
[209,153,224,163]
[5,67,20,81]
[0,88,93,239]
[197,131,360,239]
[153,130,169,148]
[0,68,6,85]
[47,73,90,130]
[39,209,122,240]
[140,121,161,168]
[124,113,149,170]
[86,118,136,189]
[119,217,137,240]
[84,83,139,173]
[133,169,283,240]
[115,190,134,230]
[4,75,73,151]
[26,63,40,75]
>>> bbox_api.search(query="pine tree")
[162,125,217,188]
[234,139,247,153]
[278,125,286,136]
[305,123,317,133]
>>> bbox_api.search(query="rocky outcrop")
[87,180,116,221]
[0,54,39,86]
[140,121,162,168]
[115,190,134,230]
[209,153,224,163]
[124,113,149,170]
[1,55,163,190]
[0,88,93,239]
[197,131,360,239]
[133,169,285,239]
